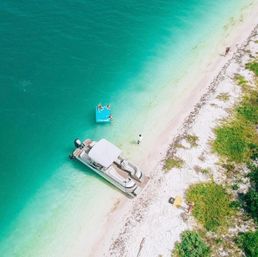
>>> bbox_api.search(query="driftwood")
[136,237,145,257]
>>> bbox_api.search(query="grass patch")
[164,156,184,171]
[212,120,257,162]
[214,61,258,223]
[216,92,230,102]
[174,231,211,257]
[236,230,258,257]
[212,82,258,163]
[174,142,186,149]
[185,134,199,147]
[200,168,211,175]
[246,60,258,76]
[234,74,248,88]
[186,183,234,231]
[236,90,258,124]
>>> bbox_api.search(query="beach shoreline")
[89,2,258,257]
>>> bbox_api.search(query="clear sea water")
[0,0,253,256]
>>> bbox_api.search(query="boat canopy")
[88,139,121,168]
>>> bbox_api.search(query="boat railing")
[90,160,103,170]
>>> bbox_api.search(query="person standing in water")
[137,134,143,144]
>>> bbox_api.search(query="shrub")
[185,134,199,147]
[174,143,186,149]
[200,168,210,175]
[212,121,256,162]
[248,163,258,191]
[241,189,258,222]
[186,183,234,231]
[246,61,258,76]
[229,200,241,209]
[232,184,239,190]
[164,156,184,171]
[236,230,258,257]
[213,72,258,162]
[249,143,258,161]
[236,91,258,124]
[234,74,248,87]
[240,164,258,222]
[174,231,211,257]
[237,103,258,124]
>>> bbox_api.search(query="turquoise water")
[0,0,252,255]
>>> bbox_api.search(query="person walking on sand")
[224,47,230,56]
[137,134,143,144]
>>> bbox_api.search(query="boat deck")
[112,163,149,189]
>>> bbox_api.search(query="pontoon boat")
[70,138,148,197]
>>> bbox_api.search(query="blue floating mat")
[96,105,112,123]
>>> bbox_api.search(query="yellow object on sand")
[173,196,182,208]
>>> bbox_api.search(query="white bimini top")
[88,139,121,169]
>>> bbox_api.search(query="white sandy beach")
[86,3,258,257]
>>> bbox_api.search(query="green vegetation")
[234,59,258,256]
[186,183,234,231]
[170,60,258,256]
[213,72,258,163]
[231,184,239,190]
[174,142,186,149]
[164,156,184,171]
[240,164,258,222]
[236,230,258,257]
[210,62,258,255]
[249,164,258,192]
[174,231,211,257]
[216,92,230,102]
[172,61,258,256]
[237,104,258,124]
[234,74,248,88]
[213,62,258,222]
[212,120,256,162]
[236,91,258,124]
[241,189,258,222]
[185,134,199,147]
[245,60,258,76]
